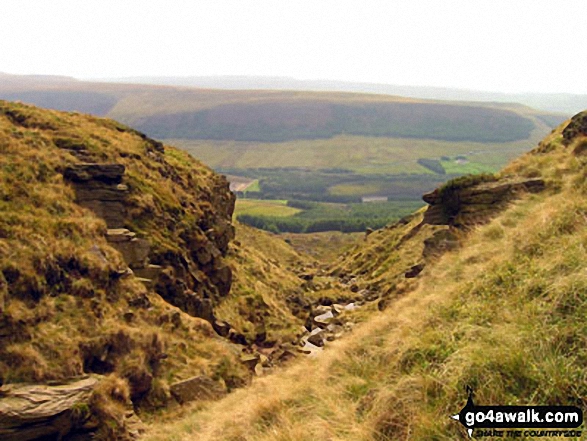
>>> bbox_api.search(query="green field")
[169,129,548,175]
[234,198,425,233]
[439,158,496,174]
[243,179,260,192]
[234,199,299,217]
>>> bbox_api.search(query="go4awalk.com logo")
[451,387,583,438]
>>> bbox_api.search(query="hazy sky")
[1,0,585,94]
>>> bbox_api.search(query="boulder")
[240,353,260,370]
[0,376,98,441]
[169,376,226,405]
[306,328,325,347]
[313,310,334,328]
[314,305,332,315]
[212,320,231,337]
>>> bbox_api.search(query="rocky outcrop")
[562,111,587,144]
[422,177,545,227]
[64,164,163,289]
[0,377,98,441]
[63,163,235,334]
[64,163,128,228]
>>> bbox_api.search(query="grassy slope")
[0,100,319,437]
[217,222,312,344]
[144,119,587,440]
[0,101,253,437]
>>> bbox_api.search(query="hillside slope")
[143,113,587,440]
[0,101,326,440]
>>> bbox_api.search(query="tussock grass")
[0,101,256,430]
[145,126,587,440]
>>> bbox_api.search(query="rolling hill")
[0,73,569,234]
[97,74,587,116]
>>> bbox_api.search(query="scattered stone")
[275,346,297,362]
[306,328,325,347]
[297,341,323,355]
[259,354,270,367]
[212,320,231,337]
[404,263,425,278]
[125,409,146,439]
[344,303,358,311]
[296,326,310,338]
[135,277,153,287]
[89,244,109,264]
[128,294,151,309]
[349,284,359,293]
[423,229,458,257]
[332,304,345,315]
[378,298,390,311]
[170,311,182,328]
[326,323,343,333]
[228,329,247,346]
[254,363,264,376]
[314,305,332,315]
[313,310,334,328]
[169,375,226,404]
[240,353,260,370]
[110,238,151,269]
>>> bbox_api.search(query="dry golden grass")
[0,100,259,432]
[216,223,311,344]
[144,126,587,440]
